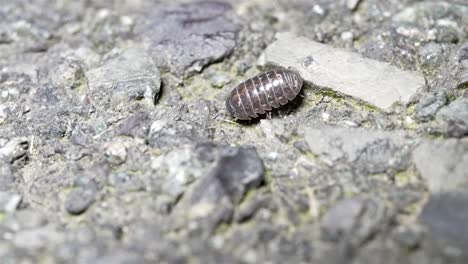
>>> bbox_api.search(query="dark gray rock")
[189,145,264,206]
[70,126,90,147]
[136,1,240,76]
[420,193,468,247]
[22,106,70,140]
[445,120,468,138]
[65,187,96,215]
[415,91,447,121]
[203,146,264,204]
[118,112,150,138]
[436,97,468,138]
[354,138,409,174]
[418,43,445,69]
[321,197,389,245]
[456,45,468,89]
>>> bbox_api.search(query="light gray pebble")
[0,192,21,213]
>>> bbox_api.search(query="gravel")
[0,0,467,263]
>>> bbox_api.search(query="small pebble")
[209,73,232,88]
[0,192,22,213]
[104,142,127,165]
[65,188,95,215]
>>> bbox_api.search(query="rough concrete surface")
[0,0,467,263]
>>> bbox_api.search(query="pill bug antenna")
[287,66,301,75]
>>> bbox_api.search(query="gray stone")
[104,142,127,166]
[436,97,468,137]
[204,146,264,204]
[136,1,240,76]
[148,119,202,150]
[190,145,264,205]
[301,124,415,173]
[0,192,21,213]
[437,97,468,122]
[235,193,270,222]
[321,198,364,241]
[65,187,96,215]
[147,101,214,150]
[415,91,447,121]
[445,120,468,138]
[456,44,468,89]
[420,193,468,246]
[418,43,445,68]
[87,48,161,106]
[413,139,468,193]
[391,225,424,250]
[260,32,426,111]
[70,126,90,147]
[151,146,206,198]
[118,112,150,138]
[0,137,28,163]
[48,58,87,90]
[173,146,264,232]
[321,197,388,245]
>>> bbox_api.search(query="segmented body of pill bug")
[225,68,304,120]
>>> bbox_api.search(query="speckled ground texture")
[1,0,468,263]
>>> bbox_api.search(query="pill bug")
[225,68,304,120]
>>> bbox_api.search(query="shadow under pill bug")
[226,68,304,120]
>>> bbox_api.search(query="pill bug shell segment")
[226,68,304,120]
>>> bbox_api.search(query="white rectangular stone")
[261,32,426,111]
